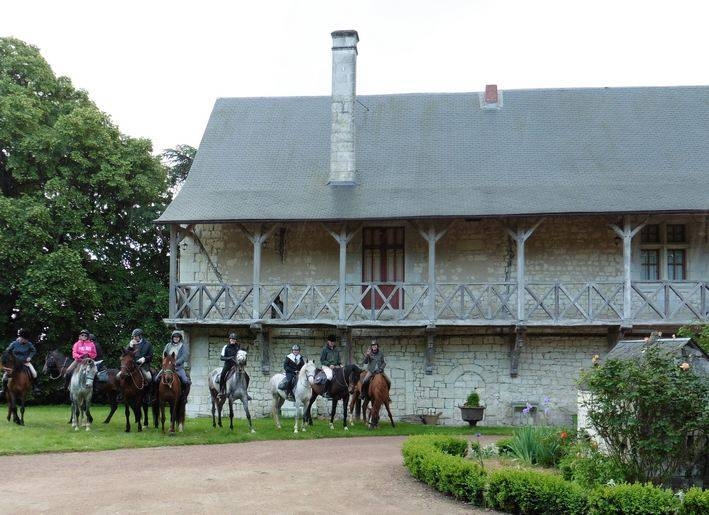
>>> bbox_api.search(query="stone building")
[157,30,709,424]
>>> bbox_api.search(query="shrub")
[558,440,628,488]
[580,338,709,485]
[464,390,481,407]
[402,435,486,504]
[586,482,680,514]
[485,468,588,515]
[681,487,709,515]
[504,426,571,467]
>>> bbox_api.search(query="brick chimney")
[328,30,359,186]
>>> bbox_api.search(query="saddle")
[313,369,328,385]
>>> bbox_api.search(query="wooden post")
[323,224,360,322]
[506,219,543,324]
[254,325,270,375]
[169,224,177,318]
[239,224,278,321]
[610,216,646,326]
[414,223,450,323]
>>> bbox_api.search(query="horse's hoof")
[250,429,255,433]
[329,423,334,430]
[74,427,79,431]
[85,427,90,432]
[344,426,349,431]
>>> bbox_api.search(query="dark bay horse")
[156,352,184,434]
[305,364,361,430]
[117,349,150,432]
[208,349,254,432]
[42,349,121,424]
[2,351,32,425]
[365,373,395,429]
[348,368,367,424]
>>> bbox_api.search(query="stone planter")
[459,406,485,426]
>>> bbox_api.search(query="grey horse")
[208,349,254,432]
[70,358,97,431]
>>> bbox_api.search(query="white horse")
[208,349,254,433]
[69,358,97,431]
[269,360,316,433]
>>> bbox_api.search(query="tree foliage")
[0,37,171,364]
[580,335,709,486]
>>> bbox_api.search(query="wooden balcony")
[167,280,709,327]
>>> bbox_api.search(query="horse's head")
[162,352,177,371]
[345,364,363,394]
[301,360,317,385]
[235,349,247,367]
[119,348,137,374]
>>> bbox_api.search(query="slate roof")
[158,86,709,223]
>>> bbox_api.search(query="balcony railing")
[170,280,709,326]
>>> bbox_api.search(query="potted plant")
[459,390,486,426]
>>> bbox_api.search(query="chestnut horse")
[117,349,150,432]
[1,351,32,425]
[348,369,367,424]
[42,349,121,424]
[156,352,183,434]
[305,364,361,430]
[364,373,395,429]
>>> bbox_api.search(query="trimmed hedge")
[402,435,486,504]
[485,469,588,515]
[402,435,709,514]
[586,482,680,514]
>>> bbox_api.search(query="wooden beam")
[510,325,526,377]
[238,224,279,320]
[609,216,647,327]
[256,327,270,375]
[169,224,177,318]
[412,222,451,322]
[323,223,361,322]
[506,219,543,323]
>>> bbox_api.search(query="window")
[362,227,404,309]
[638,224,688,281]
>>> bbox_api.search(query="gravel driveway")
[1,435,502,514]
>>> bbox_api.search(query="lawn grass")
[0,404,513,456]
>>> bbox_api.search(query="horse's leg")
[85,397,92,431]
[342,393,350,430]
[271,394,283,429]
[329,398,337,430]
[293,400,300,434]
[19,396,25,425]
[228,398,234,431]
[242,398,255,433]
[384,400,395,428]
[169,399,176,434]
[160,400,166,433]
[211,390,217,428]
[124,400,131,432]
[217,395,225,428]
[305,391,318,427]
[368,399,381,429]
[132,398,143,432]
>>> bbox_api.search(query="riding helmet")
[228,332,237,340]
[171,330,183,340]
[327,334,337,343]
[79,328,90,336]
[131,328,143,338]
[291,344,301,351]
[18,328,31,339]
[370,340,378,347]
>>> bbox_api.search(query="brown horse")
[156,352,183,434]
[364,373,395,429]
[42,349,121,424]
[2,351,32,425]
[348,369,367,423]
[305,364,361,430]
[117,349,150,432]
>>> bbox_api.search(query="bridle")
[46,352,70,380]
[120,357,146,390]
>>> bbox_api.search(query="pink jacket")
[72,340,97,361]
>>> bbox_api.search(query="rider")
[117,328,153,384]
[218,333,250,399]
[283,344,305,400]
[157,330,191,389]
[319,334,341,398]
[0,329,39,398]
[361,340,390,402]
[64,329,98,388]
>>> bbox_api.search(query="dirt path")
[1,435,501,514]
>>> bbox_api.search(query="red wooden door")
[362,227,404,309]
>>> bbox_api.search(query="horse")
[364,373,396,429]
[347,368,367,424]
[117,348,150,432]
[208,349,254,432]
[305,364,361,430]
[69,358,97,431]
[42,349,121,424]
[1,351,32,425]
[156,352,184,434]
[268,360,316,433]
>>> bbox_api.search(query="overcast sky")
[4,0,709,154]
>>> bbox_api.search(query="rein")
[121,361,146,390]
[48,355,70,380]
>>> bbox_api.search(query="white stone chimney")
[328,30,359,186]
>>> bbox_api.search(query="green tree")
[0,37,170,363]
[580,335,709,486]
[161,144,196,192]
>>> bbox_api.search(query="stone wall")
[184,326,606,426]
